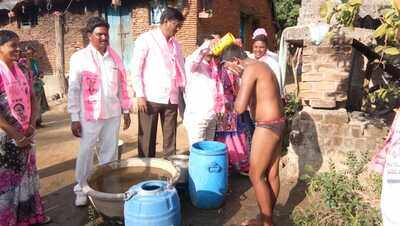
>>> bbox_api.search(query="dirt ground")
[36,103,305,226]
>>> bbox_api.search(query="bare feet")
[241,215,273,226]
[241,218,263,226]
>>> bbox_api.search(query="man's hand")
[137,97,148,113]
[123,113,131,130]
[15,135,32,148]
[71,121,82,138]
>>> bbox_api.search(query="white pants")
[184,117,216,146]
[381,168,400,226]
[74,116,121,195]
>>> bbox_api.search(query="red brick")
[309,99,336,109]
[302,73,323,82]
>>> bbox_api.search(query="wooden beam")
[352,39,400,80]
[54,14,66,96]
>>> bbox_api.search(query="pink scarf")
[0,61,31,130]
[150,29,186,88]
[210,59,224,113]
[82,46,131,121]
[371,111,400,174]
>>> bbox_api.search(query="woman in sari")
[25,46,49,128]
[215,66,249,174]
[0,30,50,225]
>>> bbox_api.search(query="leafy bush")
[275,0,301,31]
[282,93,302,154]
[363,83,400,115]
[292,151,382,226]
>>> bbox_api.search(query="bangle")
[16,136,26,143]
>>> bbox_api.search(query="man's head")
[86,17,110,52]
[210,33,221,40]
[159,7,185,39]
[220,44,248,76]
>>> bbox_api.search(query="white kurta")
[183,42,219,145]
[68,45,123,195]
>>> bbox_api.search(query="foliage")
[373,0,400,56]
[321,0,400,58]
[292,151,382,226]
[274,0,301,32]
[282,93,302,155]
[284,92,303,119]
[363,83,400,115]
[320,0,362,28]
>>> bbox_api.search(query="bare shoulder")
[245,61,273,79]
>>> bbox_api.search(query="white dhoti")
[184,117,216,147]
[74,116,121,195]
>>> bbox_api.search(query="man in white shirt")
[183,36,222,145]
[131,7,185,157]
[68,17,131,206]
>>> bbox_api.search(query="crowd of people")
[4,6,398,226]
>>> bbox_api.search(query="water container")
[124,180,181,226]
[188,141,228,209]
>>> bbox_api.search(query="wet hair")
[160,7,185,24]
[221,44,248,62]
[0,30,19,46]
[86,17,110,33]
[253,34,268,46]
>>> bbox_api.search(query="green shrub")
[292,151,382,226]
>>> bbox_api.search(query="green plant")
[321,0,400,58]
[320,0,363,34]
[282,93,302,155]
[363,83,400,114]
[275,0,301,32]
[373,0,400,56]
[292,151,382,225]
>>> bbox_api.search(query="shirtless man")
[221,44,284,226]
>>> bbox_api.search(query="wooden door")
[106,4,134,73]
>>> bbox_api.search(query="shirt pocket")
[104,61,119,97]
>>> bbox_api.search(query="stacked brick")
[300,40,353,109]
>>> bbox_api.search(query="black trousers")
[138,101,178,158]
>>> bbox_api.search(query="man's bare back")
[234,59,283,122]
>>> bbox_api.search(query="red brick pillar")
[299,39,352,109]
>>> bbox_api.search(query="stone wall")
[281,107,389,180]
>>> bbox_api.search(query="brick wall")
[297,0,325,25]
[0,10,97,76]
[280,107,389,180]
[132,0,198,56]
[300,39,353,109]
[198,0,276,51]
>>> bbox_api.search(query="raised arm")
[234,67,256,114]
[189,41,210,72]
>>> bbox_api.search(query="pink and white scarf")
[82,46,131,121]
[371,111,400,175]
[150,30,186,88]
[0,60,31,130]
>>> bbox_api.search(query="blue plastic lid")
[190,141,227,156]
